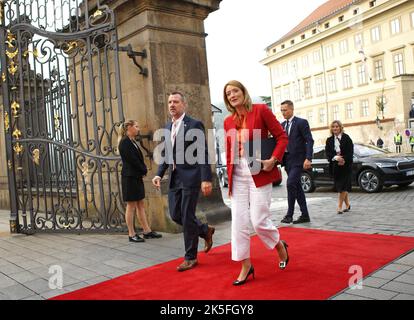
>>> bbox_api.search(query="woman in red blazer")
[223,80,289,285]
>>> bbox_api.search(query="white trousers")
[231,158,280,261]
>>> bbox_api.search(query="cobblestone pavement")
[0,174,413,300]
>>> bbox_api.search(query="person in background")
[409,135,414,153]
[279,100,314,225]
[376,137,384,149]
[119,120,162,242]
[394,132,402,153]
[325,121,354,215]
[223,80,289,286]
[369,139,375,146]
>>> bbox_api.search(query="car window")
[354,144,388,157]
[313,146,326,159]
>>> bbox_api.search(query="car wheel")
[301,172,315,193]
[358,169,383,193]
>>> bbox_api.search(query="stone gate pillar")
[109,0,230,232]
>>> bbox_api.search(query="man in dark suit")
[152,92,215,272]
[280,100,314,224]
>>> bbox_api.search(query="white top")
[285,116,295,136]
[333,134,342,161]
[171,112,186,146]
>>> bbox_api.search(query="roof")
[268,0,363,49]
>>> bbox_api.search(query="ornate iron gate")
[0,0,127,233]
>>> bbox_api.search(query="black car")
[301,143,414,193]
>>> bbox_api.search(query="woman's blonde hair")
[119,119,137,142]
[223,80,253,114]
[330,120,344,135]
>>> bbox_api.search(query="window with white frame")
[282,63,288,75]
[293,83,301,102]
[390,18,401,35]
[328,73,337,93]
[332,105,339,120]
[304,78,312,98]
[283,86,291,100]
[319,108,326,124]
[313,49,321,63]
[274,88,282,106]
[345,102,354,119]
[342,68,352,89]
[354,33,364,49]
[393,52,404,76]
[291,60,298,75]
[371,26,381,43]
[374,59,384,81]
[307,110,313,124]
[315,76,324,96]
[302,55,309,69]
[360,100,369,117]
[411,12,414,28]
[339,39,349,55]
[325,44,334,60]
[357,64,368,85]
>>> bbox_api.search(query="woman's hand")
[337,156,345,166]
[257,157,277,172]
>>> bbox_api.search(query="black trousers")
[284,155,309,218]
[168,171,208,260]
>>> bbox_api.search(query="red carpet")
[52,228,414,300]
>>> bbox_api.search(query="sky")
[204,0,327,104]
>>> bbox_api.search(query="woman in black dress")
[119,120,162,242]
[325,120,354,214]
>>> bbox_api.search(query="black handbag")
[243,137,276,175]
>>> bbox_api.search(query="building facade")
[261,0,414,151]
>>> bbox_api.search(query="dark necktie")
[285,120,291,136]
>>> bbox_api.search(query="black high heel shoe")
[233,265,255,286]
[279,240,289,270]
[343,204,351,212]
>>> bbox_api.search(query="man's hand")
[152,176,161,190]
[303,159,312,170]
[201,181,212,196]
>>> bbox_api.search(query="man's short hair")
[281,100,294,108]
[169,91,187,104]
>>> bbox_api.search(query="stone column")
[110,0,230,232]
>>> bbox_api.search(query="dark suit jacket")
[281,116,314,167]
[325,133,354,177]
[119,137,147,177]
[156,114,212,188]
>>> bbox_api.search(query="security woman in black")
[119,120,162,242]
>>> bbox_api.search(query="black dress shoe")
[143,231,162,239]
[280,216,293,224]
[129,234,145,242]
[343,204,351,212]
[293,215,310,224]
[337,210,344,214]
[233,265,255,286]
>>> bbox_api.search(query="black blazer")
[119,137,147,177]
[325,133,354,177]
[156,114,212,188]
[281,117,314,167]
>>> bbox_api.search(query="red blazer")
[224,104,288,194]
